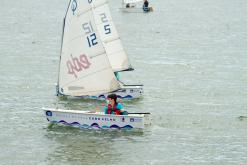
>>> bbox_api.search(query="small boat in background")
[120,0,153,13]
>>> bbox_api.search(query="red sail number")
[66,54,91,78]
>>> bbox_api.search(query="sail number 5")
[100,13,111,34]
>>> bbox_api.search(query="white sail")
[123,0,143,4]
[92,0,133,72]
[58,0,120,96]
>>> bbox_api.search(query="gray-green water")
[1,0,247,164]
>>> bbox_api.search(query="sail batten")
[61,66,112,87]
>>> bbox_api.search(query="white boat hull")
[120,7,144,13]
[119,7,153,13]
[96,84,143,99]
[43,108,151,129]
[57,84,143,100]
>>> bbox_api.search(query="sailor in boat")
[104,94,128,115]
[143,0,150,12]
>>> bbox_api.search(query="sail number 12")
[83,22,98,47]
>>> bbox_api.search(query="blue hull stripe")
[51,120,133,129]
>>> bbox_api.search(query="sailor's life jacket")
[104,103,127,115]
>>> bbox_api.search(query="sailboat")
[56,0,143,100]
[120,0,153,13]
[43,0,151,129]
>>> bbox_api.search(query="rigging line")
[89,51,105,58]
[61,48,105,59]
[102,37,121,44]
[104,48,125,56]
[91,0,108,10]
[62,32,95,47]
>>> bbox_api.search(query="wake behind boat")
[56,0,143,100]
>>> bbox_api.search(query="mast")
[57,0,72,95]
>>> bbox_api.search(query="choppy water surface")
[0,0,247,164]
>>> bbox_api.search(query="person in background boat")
[104,94,128,115]
[143,0,149,12]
